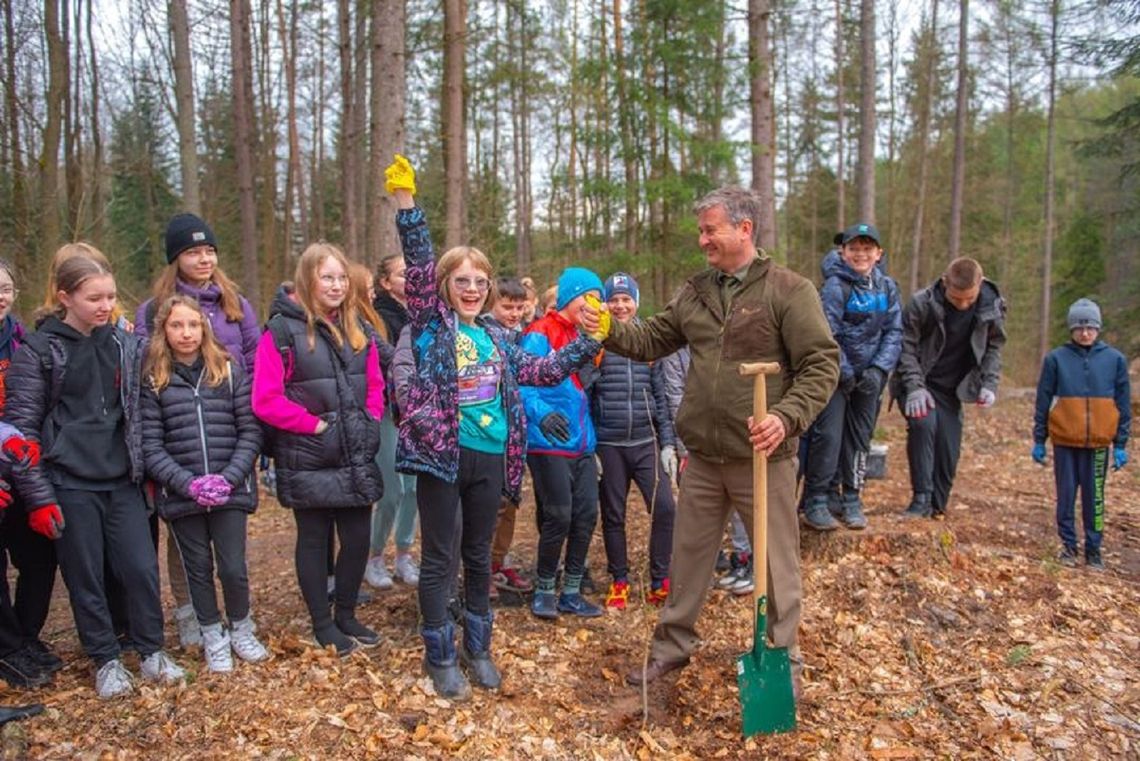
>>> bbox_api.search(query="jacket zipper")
[192,372,212,509]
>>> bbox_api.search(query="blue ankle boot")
[460,610,501,689]
[421,622,471,701]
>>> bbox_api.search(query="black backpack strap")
[265,314,295,380]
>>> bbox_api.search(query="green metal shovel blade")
[735,595,797,737]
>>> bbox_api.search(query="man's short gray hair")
[694,186,762,244]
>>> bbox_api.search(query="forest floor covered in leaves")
[3,394,1139,759]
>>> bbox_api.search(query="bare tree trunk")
[312,5,327,240]
[1039,0,1058,363]
[5,0,27,258]
[442,0,467,248]
[230,0,260,299]
[613,0,637,254]
[86,0,101,242]
[65,0,83,238]
[856,0,875,223]
[41,0,65,259]
[908,0,939,295]
[276,0,303,269]
[749,0,776,251]
[885,0,900,253]
[834,0,845,230]
[369,0,405,265]
[510,1,532,273]
[170,0,200,213]
[337,0,358,256]
[352,2,368,258]
[256,0,278,302]
[947,0,968,259]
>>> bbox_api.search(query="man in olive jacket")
[594,186,839,694]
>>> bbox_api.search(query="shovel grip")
[739,361,781,642]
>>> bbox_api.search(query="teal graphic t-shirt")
[456,323,507,454]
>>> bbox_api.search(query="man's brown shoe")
[625,657,689,686]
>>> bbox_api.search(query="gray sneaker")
[95,658,133,698]
[395,553,420,586]
[174,604,202,648]
[841,493,868,530]
[802,495,840,531]
[140,650,187,683]
[200,623,234,673]
[230,616,270,662]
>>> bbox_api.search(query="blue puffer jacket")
[588,342,675,448]
[1033,340,1131,449]
[520,312,598,457]
[819,252,903,382]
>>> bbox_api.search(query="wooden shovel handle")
[738,362,781,617]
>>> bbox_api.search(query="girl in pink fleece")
[252,243,385,657]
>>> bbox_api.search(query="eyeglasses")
[318,275,348,288]
[452,276,491,293]
[0,287,17,298]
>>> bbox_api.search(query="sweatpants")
[54,485,164,666]
[651,454,801,664]
[1054,445,1109,555]
[417,448,504,627]
[293,507,370,628]
[904,387,963,511]
[528,452,598,584]
[371,411,418,555]
[0,503,57,643]
[169,510,252,626]
[597,441,675,582]
[804,382,881,496]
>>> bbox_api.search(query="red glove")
[0,479,12,511]
[2,437,41,467]
[28,504,65,539]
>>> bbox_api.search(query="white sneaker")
[730,574,756,596]
[174,604,202,648]
[365,557,394,590]
[140,650,187,683]
[201,623,234,673]
[395,554,420,587]
[95,658,133,698]
[230,616,270,663]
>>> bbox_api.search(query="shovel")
[736,361,797,736]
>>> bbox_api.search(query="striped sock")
[563,573,582,596]
[536,576,556,594]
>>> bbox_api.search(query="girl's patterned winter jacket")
[394,206,602,501]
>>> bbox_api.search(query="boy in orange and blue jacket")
[1032,298,1131,570]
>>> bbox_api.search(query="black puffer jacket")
[261,297,383,509]
[141,361,261,520]
[3,318,145,508]
[588,344,675,448]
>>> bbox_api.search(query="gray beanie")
[1066,298,1102,331]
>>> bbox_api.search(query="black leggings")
[292,507,371,627]
[416,449,504,628]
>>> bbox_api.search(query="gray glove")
[977,388,996,408]
[904,389,935,419]
[660,445,678,482]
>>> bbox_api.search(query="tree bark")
[276,0,305,269]
[834,0,846,230]
[86,0,101,243]
[947,0,968,259]
[230,0,260,299]
[1039,0,1058,363]
[856,0,875,223]
[4,0,27,259]
[442,0,467,248]
[40,0,65,259]
[613,0,637,255]
[369,0,405,265]
[337,0,358,257]
[908,0,939,295]
[749,0,777,251]
[170,0,200,214]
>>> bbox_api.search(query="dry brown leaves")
[2,395,1138,758]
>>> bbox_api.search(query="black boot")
[460,610,502,690]
[335,607,381,647]
[902,492,932,519]
[422,622,471,701]
[0,704,44,725]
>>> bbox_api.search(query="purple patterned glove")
[188,475,233,507]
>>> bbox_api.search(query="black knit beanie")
[165,213,217,263]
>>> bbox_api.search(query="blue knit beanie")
[604,272,640,305]
[556,267,604,310]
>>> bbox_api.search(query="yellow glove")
[385,154,417,195]
[583,293,611,341]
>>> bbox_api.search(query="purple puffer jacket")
[136,279,260,371]
[395,206,602,501]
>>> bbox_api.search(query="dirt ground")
[2,394,1138,759]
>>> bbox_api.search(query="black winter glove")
[539,412,572,444]
[839,373,856,395]
[856,367,887,395]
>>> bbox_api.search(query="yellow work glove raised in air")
[583,293,611,341]
[385,154,417,195]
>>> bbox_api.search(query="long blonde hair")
[144,295,231,392]
[38,242,126,324]
[151,257,245,323]
[293,243,368,353]
[348,262,389,343]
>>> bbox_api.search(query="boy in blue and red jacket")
[802,223,902,531]
[1033,298,1130,570]
[521,267,605,619]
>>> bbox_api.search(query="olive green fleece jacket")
[604,257,839,463]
